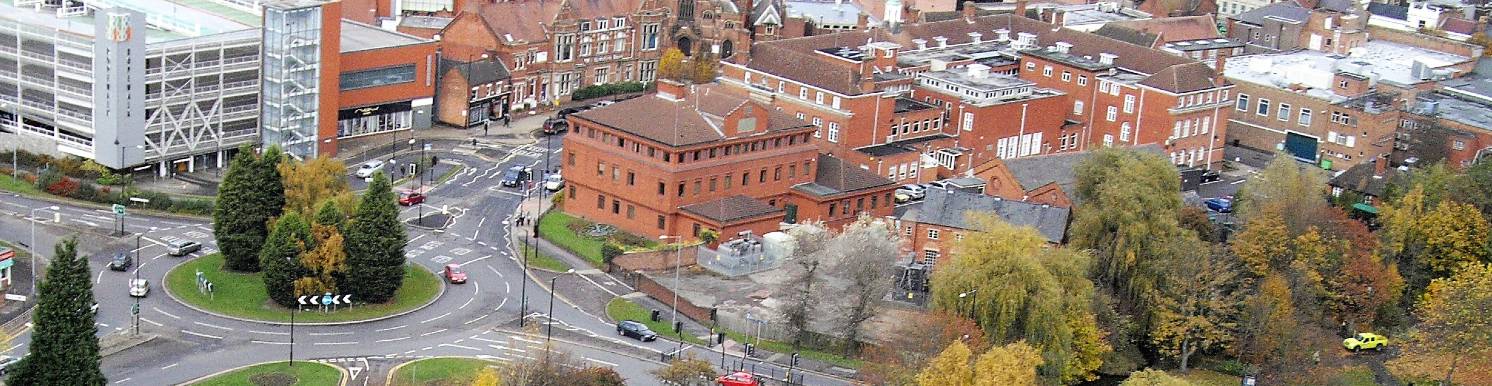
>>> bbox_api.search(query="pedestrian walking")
[503,114,511,127]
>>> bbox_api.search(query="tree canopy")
[345,172,408,303]
[214,146,285,272]
[1411,263,1492,386]
[8,237,105,386]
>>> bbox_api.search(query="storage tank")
[762,232,795,261]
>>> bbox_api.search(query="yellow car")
[1343,332,1388,352]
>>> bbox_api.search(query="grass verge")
[603,298,863,368]
[537,212,603,266]
[521,245,571,272]
[605,298,707,345]
[1177,369,1244,386]
[165,253,442,323]
[190,361,341,386]
[389,357,498,386]
[0,174,40,195]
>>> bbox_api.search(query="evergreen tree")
[214,146,285,272]
[8,238,105,386]
[345,172,407,303]
[313,199,346,233]
[262,212,311,307]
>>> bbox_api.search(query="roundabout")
[163,253,445,324]
[187,361,344,386]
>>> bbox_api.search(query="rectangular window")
[1061,71,1072,82]
[657,182,665,195]
[567,152,576,166]
[827,122,840,142]
[626,205,634,219]
[1123,95,1135,114]
[597,194,606,209]
[928,229,940,240]
[1236,94,1249,111]
[642,24,660,50]
[1106,106,1118,122]
[627,171,635,185]
[1042,65,1053,77]
[1256,99,1270,116]
[812,117,823,137]
[1277,104,1290,121]
[657,215,665,230]
[339,65,417,90]
[962,112,975,131]
[1077,75,1088,86]
[1299,108,1312,126]
[1074,100,1084,115]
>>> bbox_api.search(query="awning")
[1352,202,1379,215]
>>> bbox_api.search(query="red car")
[443,264,467,284]
[398,191,425,206]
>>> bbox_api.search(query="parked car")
[1204,197,1233,213]
[543,173,564,191]
[617,320,658,342]
[355,160,384,178]
[1200,170,1222,183]
[398,191,426,206]
[1343,332,1388,352]
[924,180,951,191]
[108,252,132,271]
[542,117,569,135]
[129,278,149,298]
[894,192,911,204]
[167,240,202,257]
[443,264,467,284]
[0,355,19,376]
[895,184,927,200]
[500,166,532,187]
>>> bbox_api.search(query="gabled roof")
[897,188,1070,243]
[1136,0,1218,17]
[572,85,811,147]
[1092,24,1161,47]
[1000,144,1163,205]
[1442,17,1479,35]
[1328,161,1404,198]
[792,154,896,197]
[681,195,784,223]
[1230,1,1311,25]
[1366,2,1408,21]
[439,58,511,86]
[1096,15,1222,47]
[470,0,649,44]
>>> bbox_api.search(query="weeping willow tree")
[1069,148,1186,307]
[931,214,1108,383]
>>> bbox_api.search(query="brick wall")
[613,246,700,271]
[1369,26,1484,59]
[632,273,714,324]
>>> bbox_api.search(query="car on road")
[355,160,385,178]
[1343,333,1388,352]
[543,173,564,191]
[1200,170,1222,183]
[167,240,201,257]
[542,117,568,135]
[1204,197,1233,213]
[108,251,132,271]
[0,355,20,376]
[617,320,658,342]
[895,184,927,200]
[443,264,467,284]
[500,166,532,187]
[398,191,426,206]
[129,278,149,298]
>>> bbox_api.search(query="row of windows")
[1176,89,1229,109]
[745,72,842,109]
[571,125,812,166]
[887,162,920,180]
[1169,147,1208,167]
[826,193,896,221]
[652,160,815,198]
[586,191,667,230]
[1237,93,1313,127]
[1172,117,1211,139]
[793,112,840,143]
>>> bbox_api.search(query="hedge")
[571,82,648,101]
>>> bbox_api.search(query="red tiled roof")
[744,13,1216,94]
[680,195,785,224]
[1136,0,1219,17]
[1103,15,1222,44]
[571,84,813,147]
[793,154,896,197]
[1442,17,1478,35]
[469,0,647,43]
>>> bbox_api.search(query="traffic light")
[674,321,683,333]
[791,353,801,367]
[745,343,756,357]
[650,309,660,322]
[717,332,727,344]
[709,307,718,322]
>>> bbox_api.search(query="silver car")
[167,240,201,257]
[354,160,384,178]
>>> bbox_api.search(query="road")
[0,136,850,385]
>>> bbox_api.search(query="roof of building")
[792,154,897,197]
[1000,144,1162,204]
[897,188,1070,243]
[784,0,863,25]
[1441,16,1479,35]
[1230,1,1312,25]
[744,13,1220,95]
[1092,15,1221,47]
[680,195,785,223]
[1366,2,1408,20]
[1092,24,1160,47]
[573,84,812,147]
[439,58,511,86]
[1328,161,1404,198]
[1415,91,1492,132]
[400,15,455,30]
[341,20,432,52]
[0,0,258,43]
[1163,38,1244,52]
[1224,40,1470,94]
[1136,0,1218,17]
[856,133,952,156]
[1034,3,1152,26]
[471,0,646,44]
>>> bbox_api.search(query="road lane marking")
[495,297,508,310]
[309,331,353,336]
[193,321,233,331]
[420,328,448,337]
[113,377,131,384]
[1231,179,1246,185]
[511,336,542,345]
[95,271,104,284]
[440,343,481,351]
[585,358,618,367]
[486,265,503,278]
[470,336,503,344]
[181,330,223,339]
[463,314,489,325]
[375,325,407,332]
[459,255,493,267]
[420,312,451,324]
[313,341,359,346]
[459,297,473,310]
[140,318,162,327]
[97,323,109,328]
[376,337,410,343]
[248,330,288,336]
[160,363,178,370]
[153,307,180,319]
[251,340,290,345]
[72,219,100,227]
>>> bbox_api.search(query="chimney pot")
[995,29,1010,41]
[968,32,982,44]
[1098,52,1117,65]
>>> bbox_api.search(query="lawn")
[1178,369,1243,386]
[0,174,40,195]
[603,298,863,369]
[537,212,604,265]
[521,245,571,272]
[190,361,341,386]
[165,253,442,323]
[389,357,499,386]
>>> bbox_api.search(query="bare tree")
[782,221,831,349]
[820,216,903,354]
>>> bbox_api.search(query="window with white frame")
[1299,108,1312,126]
[795,112,805,121]
[579,36,591,56]
[1256,99,1269,116]
[1123,95,1135,114]
[1106,106,1117,122]
[594,67,608,84]
[614,34,626,52]
[1236,94,1249,111]
[927,229,940,239]
[1077,75,1088,86]
[1099,81,1110,93]
[923,249,939,265]
[812,117,822,137]
[556,34,575,62]
[1173,121,1182,139]
[1043,66,1053,77]
[1278,104,1290,121]
[832,96,841,109]
[1103,134,1114,147]
[1073,100,1084,115]
[962,112,974,131]
[1026,62,1036,71]
[642,24,660,50]
[1201,117,1210,134]
[1061,71,1071,82]
[827,122,840,142]
[1120,122,1131,142]
[640,60,658,82]
[815,92,824,105]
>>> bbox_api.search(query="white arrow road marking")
[584,358,618,367]
[181,330,223,339]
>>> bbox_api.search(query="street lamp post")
[958,289,978,316]
[510,219,530,328]
[658,235,684,325]
[412,139,423,225]
[133,227,154,336]
[546,269,577,366]
[28,205,58,296]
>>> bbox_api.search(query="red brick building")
[561,81,897,242]
[721,12,1233,179]
[895,187,1070,266]
[334,21,438,141]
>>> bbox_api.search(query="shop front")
[466,93,512,127]
[338,101,413,138]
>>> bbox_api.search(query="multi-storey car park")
[0,0,262,174]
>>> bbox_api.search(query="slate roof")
[572,85,812,147]
[1001,144,1162,204]
[745,13,1222,95]
[439,58,511,86]
[1328,161,1404,198]
[793,154,897,197]
[472,0,648,44]
[340,20,431,53]
[1366,2,1408,21]
[1092,24,1161,47]
[897,188,1071,243]
[1230,1,1311,25]
[680,195,785,223]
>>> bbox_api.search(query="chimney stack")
[963,1,976,20]
[1374,155,1388,177]
[968,32,982,44]
[995,28,1010,41]
[913,38,928,50]
[1015,0,1028,18]
[934,36,948,48]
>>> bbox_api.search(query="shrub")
[566,217,597,234]
[609,232,651,248]
[96,172,132,186]
[550,191,565,209]
[34,169,62,191]
[571,82,648,101]
[44,177,78,197]
[601,242,624,266]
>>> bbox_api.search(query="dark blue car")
[1205,197,1233,213]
